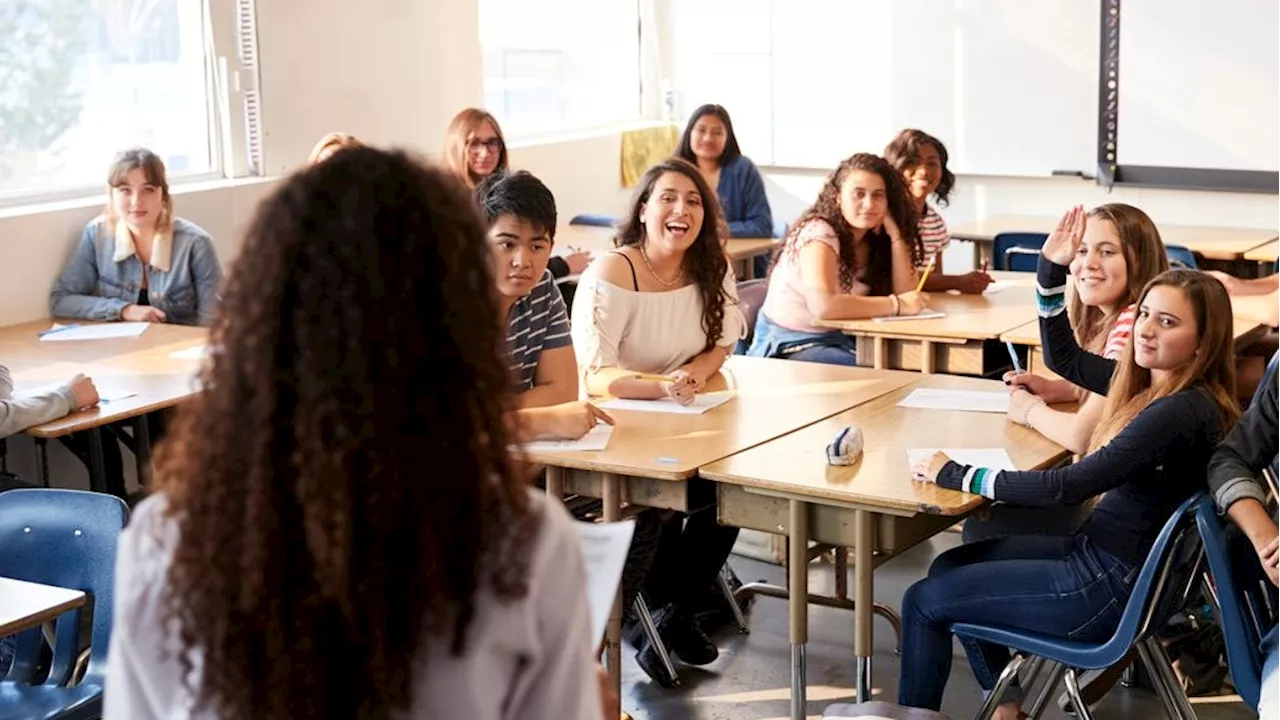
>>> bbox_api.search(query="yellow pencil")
[633,373,676,383]
[915,253,938,293]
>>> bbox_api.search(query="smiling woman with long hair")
[105,147,601,720]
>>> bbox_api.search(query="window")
[478,0,642,137]
[0,0,260,204]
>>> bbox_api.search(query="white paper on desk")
[873,310,947,323]
[597,393,733,415]
[41,323,149,341]
[168,345,208,360]
[575,519,635,644]
[907,448,1016,472]
[517,423,613,453]
[982,281,1016,296]
[897,388,1010,414]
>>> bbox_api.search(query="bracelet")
[889,294,901,316]
[1022,398,1046,429]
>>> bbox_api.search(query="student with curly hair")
[105,148,602,719]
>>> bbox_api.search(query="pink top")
[760,219,870,332]
[1103,304,1137,360]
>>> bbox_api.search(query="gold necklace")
[639,245,685,288]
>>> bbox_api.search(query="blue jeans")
[899,533,1135,710]
[746,312,857,366]
[786,344,857,365]
[1260,626,1278,715]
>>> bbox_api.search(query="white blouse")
[105,491,600,720]
[570,266,746,377]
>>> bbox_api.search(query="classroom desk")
[950,214,1279,264]
[813,272,1037,375]
[554,224,778,279]
[0,319,207,490]
[523,356,918,715]
[1245,240,1278,263]
[699,375,1071,718]
[0,576,86,637]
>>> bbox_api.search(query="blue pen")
[1005,341,1023,374]
[38,323,81,338]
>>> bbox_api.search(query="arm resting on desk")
[0,367,75,438]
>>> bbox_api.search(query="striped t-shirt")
[916,204,951,269]
[506,270,573,393]
[1102,304,1137,360]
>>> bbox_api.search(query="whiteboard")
[669,0,1100,177]
[1116,0,1279,172]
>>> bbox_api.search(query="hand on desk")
[1002,371,1074,403]
[122,304,166,323]
[1006,387,1047,428]
[546,401,615,440]
[67,374,100,411]
[910,450,950,484]
[953,270,995,294]
[895,290,931,315]
[663,370,699,406]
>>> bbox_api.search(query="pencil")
[915,253,938,293]
[981,259,989,274]
[633,373,676,383]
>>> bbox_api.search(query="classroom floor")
[621,531,1256,720]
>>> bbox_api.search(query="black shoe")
[653,604,718,666]
[634,639,681,688]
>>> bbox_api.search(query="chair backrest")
[569,213,617,228]
[772,219,788,239]
[1004,247,1041,273]
[991,232,1048,271]
[1166,244,1198,269]
[737,278,768,348]
[0,489,129,684]
[1195,495,1277,708]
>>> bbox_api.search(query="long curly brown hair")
[777,153,920,296]
[614,157,729,351]
[152,147,535,718]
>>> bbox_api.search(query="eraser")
[655,456,679,464]
[826,426,864,466]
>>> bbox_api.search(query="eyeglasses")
[466,138,504,154]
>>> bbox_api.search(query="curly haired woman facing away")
[105,148,601,720]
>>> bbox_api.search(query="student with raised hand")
[1206,352,1277,718]
[476,170,613,441]
[306,132,363,165]
[51,148,223,327]
[745,153,928,365]
[676,104,773,240]
[570,157,745,681]
[105,148,602,720]
[904,269,1239,719]
[884,129,992,294]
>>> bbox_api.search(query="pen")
[981,259,989,275]
[38,324,81,338]
[1005,341,1023,374]
[915,253,937,293]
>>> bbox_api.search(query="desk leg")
[87,429,107,495]
[789,499,809,720]
[545,466,565,504]
[36,439,49,488]
[602,473,623,718]
[134,415,152,489]
[854,509,874,702]
[873,337,887,370]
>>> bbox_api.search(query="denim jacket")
[50,216,223,327]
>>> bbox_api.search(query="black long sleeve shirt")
[1207,370,1277,514]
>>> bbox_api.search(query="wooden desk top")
[0,576,86,636]
[1001,316,1267,348]
[0,319,207,437]
[522,356,918,480]
[1245,240,1278,263]
[700,375,1071,516]
[555,225,777,263]
[948,214,1278,261]
[813,272,1038,341]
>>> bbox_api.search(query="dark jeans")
[786,344,857,366]
[899,533,1136,710]
[621,507,740,614]
[961,502,1094,544]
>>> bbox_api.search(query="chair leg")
[1019,655,1046,691]
[1137,636,1197,720]
[633,596,679,685]
[1026,661,1066,719]
[1063,669,1096,720]
[716,565,749,634]
[971,653,1025,720]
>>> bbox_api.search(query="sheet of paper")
[907,448,1017,472]
[517,423,613,453]
[897,388,1010,414]
[168,345,209,360]
[597,393,733,415]
[97,391,138,405]
[41,323,149,342]
[575,519,636,644]
[982,281,1016,296]
[873,310,948,323]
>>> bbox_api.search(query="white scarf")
[112,219,172,271]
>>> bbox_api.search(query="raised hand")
[1042,205,1086,266]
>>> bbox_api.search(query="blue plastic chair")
[735,278,769,355]
[0,488,129,719]
[952,492,1206,720]
[569,213,617,228]
[1166,245,1198,269]
[1195,495,1277,709]
[991,232,1048,272]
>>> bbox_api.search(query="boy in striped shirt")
[477,171,611,440]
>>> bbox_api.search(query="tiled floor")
[620,531,1255,720]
